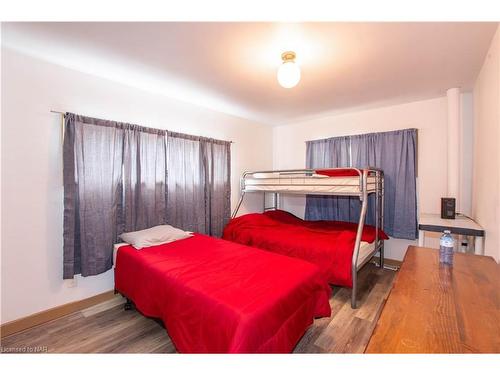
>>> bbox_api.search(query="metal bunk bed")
[231,167,385,309]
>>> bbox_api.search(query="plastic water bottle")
[439,230,455,265]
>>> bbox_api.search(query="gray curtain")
[351,129,418,239]
[166,132,231,237]
[304,128,418,240]
[64,114,231,279]
[166,133,205,233]
[305,136,356,222]
[63,114,124,279]
[202,140,231,237]
[123,126,167,232]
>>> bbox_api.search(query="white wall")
[472,25,500,262]
[0,48,273,324]
[273,96,474,261]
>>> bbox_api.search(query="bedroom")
[1,1,499,373]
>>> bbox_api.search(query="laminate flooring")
[1,263,396,353]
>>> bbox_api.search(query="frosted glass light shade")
[277,61,301,88]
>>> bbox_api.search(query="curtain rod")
[50,110,234,143]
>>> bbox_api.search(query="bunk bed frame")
[231,167,385,309]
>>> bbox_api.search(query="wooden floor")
[1,263,396,354]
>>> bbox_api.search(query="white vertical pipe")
[447,88,461,212]
[459,93,474,216]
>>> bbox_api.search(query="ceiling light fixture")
[277,51,301,88]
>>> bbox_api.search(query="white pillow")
[119,225,193,250]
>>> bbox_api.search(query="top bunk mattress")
[243,172,377,194]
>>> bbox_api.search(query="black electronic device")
[441,198,456,219]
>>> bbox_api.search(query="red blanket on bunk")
[263,210,389,242]
[223,211,388,287]
[315,168,362,177]
[114,234,331,353]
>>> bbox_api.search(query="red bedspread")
[315,168,362,177]
[114,234,331,353]
[223,211,388,287]
[263,210,388,243]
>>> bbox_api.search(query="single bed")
[114,233,331,353]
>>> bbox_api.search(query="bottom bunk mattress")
[223,210,388,287]
[114,233,331,353]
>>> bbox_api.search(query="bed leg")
[351,289,357,309]
[124,298,133,311]
[379,244,385,269]
[351,271,358,309]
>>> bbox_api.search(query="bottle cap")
[444,230,451,234]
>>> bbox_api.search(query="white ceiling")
[3,22,498,125]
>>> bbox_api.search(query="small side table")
[418,213,485,255]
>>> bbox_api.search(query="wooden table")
[418,213,484,255]
[365,246,500,353]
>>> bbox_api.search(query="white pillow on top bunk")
[119,225,193,250]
